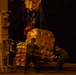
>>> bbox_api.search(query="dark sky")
[8,0,76,62]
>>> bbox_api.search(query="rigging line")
[10,13,22,24]
[25,10,30,26]
[9,21,22,34]
[9,21,22,33]
[35,11,39,22]
[40,3,42,29]
[9,15,22,30]
[9,17,22,32]
[9,13,22,29]
[22,0,25,22]
[40,5,48,30]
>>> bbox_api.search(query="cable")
[39,3,48,30]
[9,16,22,33]
[40,5,48,30]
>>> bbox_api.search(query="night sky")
[8,0,76,63]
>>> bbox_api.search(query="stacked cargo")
[15,42,26,66]
[26,28,55,50]
[26,28,55,59]
[15,28,55,66]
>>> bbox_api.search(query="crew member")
[9,40,16,67]
[24,38,40,74]
[51,46,69,71]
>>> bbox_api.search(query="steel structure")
[0,0,10,73]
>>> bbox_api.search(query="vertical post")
[0,0,9,73]
[0,12,4,72]
[0,11,10,73]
